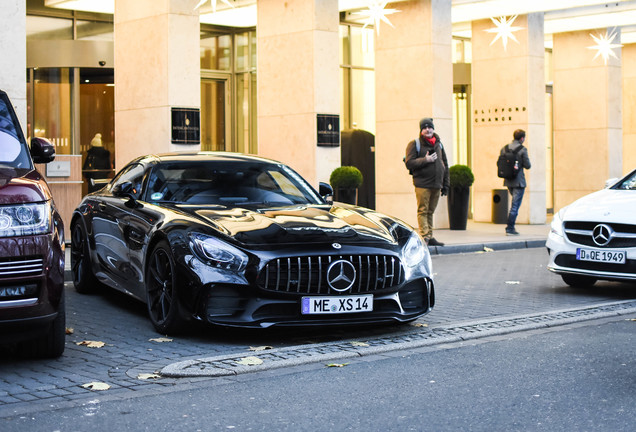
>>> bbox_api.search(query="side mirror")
[319,182,334,204]
[112,181,142,208]
[112,181,134,198]
[30,137,56,164]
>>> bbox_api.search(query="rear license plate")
[576,248,626,264]
[301,295,373,315]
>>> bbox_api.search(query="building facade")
[2,0,633,231]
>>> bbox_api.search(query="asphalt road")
[1,247,636,428]
[3,316,635,431]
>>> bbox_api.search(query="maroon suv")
[0,90,65,358]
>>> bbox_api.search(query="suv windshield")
[0,93,31,169]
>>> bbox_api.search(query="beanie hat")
[419,118,434,131]
[91,133,103,147]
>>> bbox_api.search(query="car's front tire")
[561,274,597,288]
[146,240,186,334]
[71,220,99,294]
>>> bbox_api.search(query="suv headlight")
[0,202,51,237]
[402,231,432,277]
[189,233,248,272]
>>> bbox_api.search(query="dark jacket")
[501,140,531,188]
[405,134,450,190]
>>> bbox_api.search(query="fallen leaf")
[236,356,263,366]
[149,337,173,343]
[412,323,428,327]
[137,373,161,380]
[248,346,273,351]
[65,327,74,335]
[350,341,369,347]
[82,382,111,391]
[326,363,349,368]
[76,340,106,348]
[483,247,494,252]
[505,281,521,285]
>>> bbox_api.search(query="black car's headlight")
[402,231,432,278]
[189,233,248,272]
[0,202,51,238]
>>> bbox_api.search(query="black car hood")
[184,204,405,246]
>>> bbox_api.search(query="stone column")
[114,0,200,170]
[375,0,453,228]
[553,29,622,209]
[622,43,636,174]
[0,0,26,130]
[471,13,546,225]
[257,0,340,186]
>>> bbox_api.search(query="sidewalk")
[427,220,549,255]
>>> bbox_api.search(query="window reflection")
[30,68,72,156]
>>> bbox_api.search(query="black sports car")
[71,152,434,333]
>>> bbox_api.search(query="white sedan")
[547,169,636,287]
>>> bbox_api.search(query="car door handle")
[98,203,107,211]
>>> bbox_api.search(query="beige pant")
[415,187,441,240]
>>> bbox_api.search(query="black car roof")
[136,152,282,166]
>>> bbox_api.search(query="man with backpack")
[499,129,531,236]
[405,117,450,246]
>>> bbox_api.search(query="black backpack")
[497,144,523,179]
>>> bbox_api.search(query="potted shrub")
[447,164,474,230]
[329,166,363,205]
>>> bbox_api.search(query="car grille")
[564,222,636,248]
[257,254,405,295]
[0,257,44,279]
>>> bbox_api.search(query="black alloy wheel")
[71,220,98,294]
[146,240,185,334]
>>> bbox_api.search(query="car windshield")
[0,96,31,169]
[613,171,636,190]
[144,160,325,206]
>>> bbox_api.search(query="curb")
[159,300,636,378]
[428,239,545,255]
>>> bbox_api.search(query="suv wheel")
[18,294,66,358]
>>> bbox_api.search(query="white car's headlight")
[0,202,51,237]
[550,208,566,238]
[402,232,432,277]
[189,233,248,272]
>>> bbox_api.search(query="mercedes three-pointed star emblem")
[326,259,356,292]
[592,224,613,247]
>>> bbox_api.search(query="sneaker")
[428,237,445,246]
[506,230,520,236]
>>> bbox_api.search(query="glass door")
[201,78,230,151]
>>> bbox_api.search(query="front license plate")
[576,248,626,264]
[301,295,373,315]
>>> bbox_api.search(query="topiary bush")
[449,164,474,188]
[329,166,363,189]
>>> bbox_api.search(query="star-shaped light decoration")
[484,15,523,51]
[587,29,622,65]
[352,1,401,36]
[194,0,234,14]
